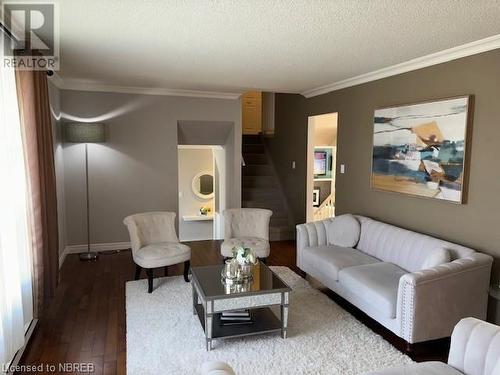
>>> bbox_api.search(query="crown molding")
[50,76,242,100]
[302,34,500,98]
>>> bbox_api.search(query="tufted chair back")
[223,208,272,240]
[448,317,500,375]
[123,212,178,253]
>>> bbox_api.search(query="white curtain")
[0,50,34,369]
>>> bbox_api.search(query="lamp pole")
[64,122,105,261]
[80,142,98,261]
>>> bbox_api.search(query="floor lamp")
[65,122,106,261]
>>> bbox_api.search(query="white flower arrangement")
[231,246,258,265]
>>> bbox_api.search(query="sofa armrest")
[397,253,493,343]
[296,220,331,269]
[448,317,500,373]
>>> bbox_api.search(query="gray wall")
[59,90,241,246]
[264,94,308,224]
[271,49,500,284]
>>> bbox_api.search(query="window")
[0,46,34,370]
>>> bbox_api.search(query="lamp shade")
[65,123,106,143]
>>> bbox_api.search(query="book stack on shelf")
[219,309,253,326]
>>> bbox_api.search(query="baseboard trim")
[59,241,131,267]
[6,319,38,375]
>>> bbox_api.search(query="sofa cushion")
[364,362,463,375]
[301,245,379,281]
[339,262,408,319]
[327,214,361,248]
[356,216,463,272]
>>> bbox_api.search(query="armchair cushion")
[224,208,272,240]
[301,245,379,281]
[365,318,500,375]
[133,242,190,269]
[221,237,270,258]
[448,317,500,375]
[123,211,178,251]
[339,262,408,319]
[327,214,360,248]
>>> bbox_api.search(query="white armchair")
[200,361,235,375]
[220,208,273,261]
[123,211,191,293]
[366,317,500,375]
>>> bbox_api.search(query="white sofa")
[366,317,500,375]
[296,214,493,344]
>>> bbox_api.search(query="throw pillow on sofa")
[327,214,361,248]
[422,248,451,269]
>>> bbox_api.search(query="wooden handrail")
[313,194,335,221]
[317,194,332,210]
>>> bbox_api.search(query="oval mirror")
[192,171,214,199]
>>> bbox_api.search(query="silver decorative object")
[221,260,258,286]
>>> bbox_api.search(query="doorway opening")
[178,145,226,241]
[306,113,338,222]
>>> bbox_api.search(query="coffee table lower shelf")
[194,304,282,346]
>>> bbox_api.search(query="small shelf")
[183,215,214,222]
[314,177,333,182]
[195,304,282,340]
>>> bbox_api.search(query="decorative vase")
[239,264,253,278]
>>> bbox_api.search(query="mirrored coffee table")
[191,262,291,351]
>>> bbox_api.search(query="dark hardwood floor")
[17,240,448,374]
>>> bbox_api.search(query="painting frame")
[370,95,474,204]
[313,188,321,207]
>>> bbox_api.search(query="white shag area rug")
[126,266,412,375]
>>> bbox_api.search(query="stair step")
[243,144,265,153]
[243,153,267,165]
[242,165,273,176]
[241,135,293,241]
[242,188,281,200]
[242,135,263,145]
[242,175,278,188]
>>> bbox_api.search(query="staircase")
[241,135,295,241]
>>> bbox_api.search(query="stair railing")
[313,194,335,221]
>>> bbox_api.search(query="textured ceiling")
[57,0,500,94]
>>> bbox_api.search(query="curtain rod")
[0,21,20,45]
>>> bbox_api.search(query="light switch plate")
[291,161,296,169]
[340,164,346,174]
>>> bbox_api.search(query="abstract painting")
[371,96,472,203]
